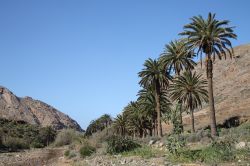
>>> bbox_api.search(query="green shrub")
[168,149,201,163]
[0,118,57,151]
[199,140,234,163]
[122,146,163,159]
[64,150,70,157]
[38,126,57,146]
[106,135,140,154]
[30,140,44,148]
[166,134,186,156]
[4,137,29,151]
[168,139,236,164]
[54,129,78,146]
[79,145,96,158]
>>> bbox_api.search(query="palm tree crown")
[180,13,237,64]
[160,40,196,75]
[138,58,170,89]
[170,71,208,109]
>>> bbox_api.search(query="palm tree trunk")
[149,128,153,136]
[176,72,184,133]
[178,101,183,132]
[190,109,195,133]
[155,84,163,137]
[207,57,217,136]
[153,121,156,136]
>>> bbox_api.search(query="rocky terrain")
[163,43,250,132]
[0,86,83,131]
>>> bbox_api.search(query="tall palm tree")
[180,13,237,136]
[160,40,196,132]
[138,58,171,137]
[169,71,208,133]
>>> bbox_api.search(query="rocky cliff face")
[163,43,250,132]
[0,86,83,131]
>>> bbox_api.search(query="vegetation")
[106,12,237,140]
[169,71,208,132]
[160,40,196,132]
[180,13,237,136]
[0,118,56,151]
[54,129,80,147]
[80,15,238,165]
[106,135,140,154]
[0,12,240,165]
[167,122,250,164]
[138,58,171,137]
[166,134,186,156]
[85,114,112,136]
[122,146,164,159]
[168,140,236,164]
[79,144,96,158]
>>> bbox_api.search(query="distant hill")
[0,86,83,132]
[163,43,250,132]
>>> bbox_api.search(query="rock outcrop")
[0,86,83,131]
[163,43,250,132]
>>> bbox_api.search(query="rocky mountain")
[0,86,83,131]
[163,43,250,132]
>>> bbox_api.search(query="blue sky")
[0,1,249,129]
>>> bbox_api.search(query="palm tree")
[169,71,208,133]
[180,13,237,136]
[138,58,171,137]
[100,114,112,128]
[138,87,157,136]
[113,114,127,136]
[160,40,196,132]
[160,40,196,75]
[39,126,56,146]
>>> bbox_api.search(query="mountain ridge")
[0,86,83,131]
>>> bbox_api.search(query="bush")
[199,140,234,163]
[106,135,140,154]
[79,145,96,158]
[38,126,56,146]
[54,129,78,146]
[30,140,44,148]
[122,146,163,159]
[64,150,70,157]
[68,151,77,159]
[4,137,29,151]
[168,139,236,164]
[0,118,57,151]
[166,134,186,156]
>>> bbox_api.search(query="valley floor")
[0,147,248,166]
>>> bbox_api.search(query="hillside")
[0,86,83,131]
[163,43,250,132]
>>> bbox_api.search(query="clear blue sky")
[0,1,249,129]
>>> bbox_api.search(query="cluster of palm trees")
[111,13,236,138]
[85,114,112,136]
